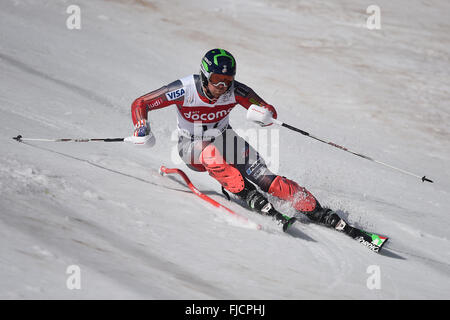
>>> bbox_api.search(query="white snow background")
[1,0,449,299]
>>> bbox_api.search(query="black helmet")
[200,48,236,87]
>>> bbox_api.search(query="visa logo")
[166,88,185,101]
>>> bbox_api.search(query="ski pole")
[12,134,154,145]
[270,118,433,183]
[12,135,125,143]
[247,105,433,183]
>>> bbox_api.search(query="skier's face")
[207,74,234,98]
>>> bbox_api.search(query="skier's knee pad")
[199,144,245,193]
[268,176,318,213]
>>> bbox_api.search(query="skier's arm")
[234,81,278,121]
[131,80,184,126]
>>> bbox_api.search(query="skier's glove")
[246,104,277,127]
[128,119,156,147]
[134,119,150,137]
[262,103,277,124]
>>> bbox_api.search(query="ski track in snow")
[1,0,449,299]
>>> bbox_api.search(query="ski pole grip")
[422,176,433,183]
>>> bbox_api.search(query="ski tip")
[377,236,389,252]
[371,236,389,253]
[355,229,389,253]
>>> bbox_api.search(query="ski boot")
[306,207,348,231]
[243,189,297,232]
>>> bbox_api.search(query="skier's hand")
[134,119,150,137]
[246,104,277,127]
[130,119,155,147]
[260,103,277,127]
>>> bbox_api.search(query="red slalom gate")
[159,166,261,230]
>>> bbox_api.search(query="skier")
[130,48,343,230]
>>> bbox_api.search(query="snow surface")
[1,0,449,299]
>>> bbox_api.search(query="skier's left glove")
[246,104,277,127]
[260,103,277,127]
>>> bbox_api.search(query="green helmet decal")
[202,60,209,72]
[213,48,235,67]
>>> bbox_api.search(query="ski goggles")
[209,73,234,88]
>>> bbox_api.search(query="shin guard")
[199,144,245,194]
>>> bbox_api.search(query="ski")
[334,219,389,253]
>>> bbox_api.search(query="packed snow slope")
[1,0,449,299]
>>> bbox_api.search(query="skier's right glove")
[127,119,155,147]
[134,119,150,137]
